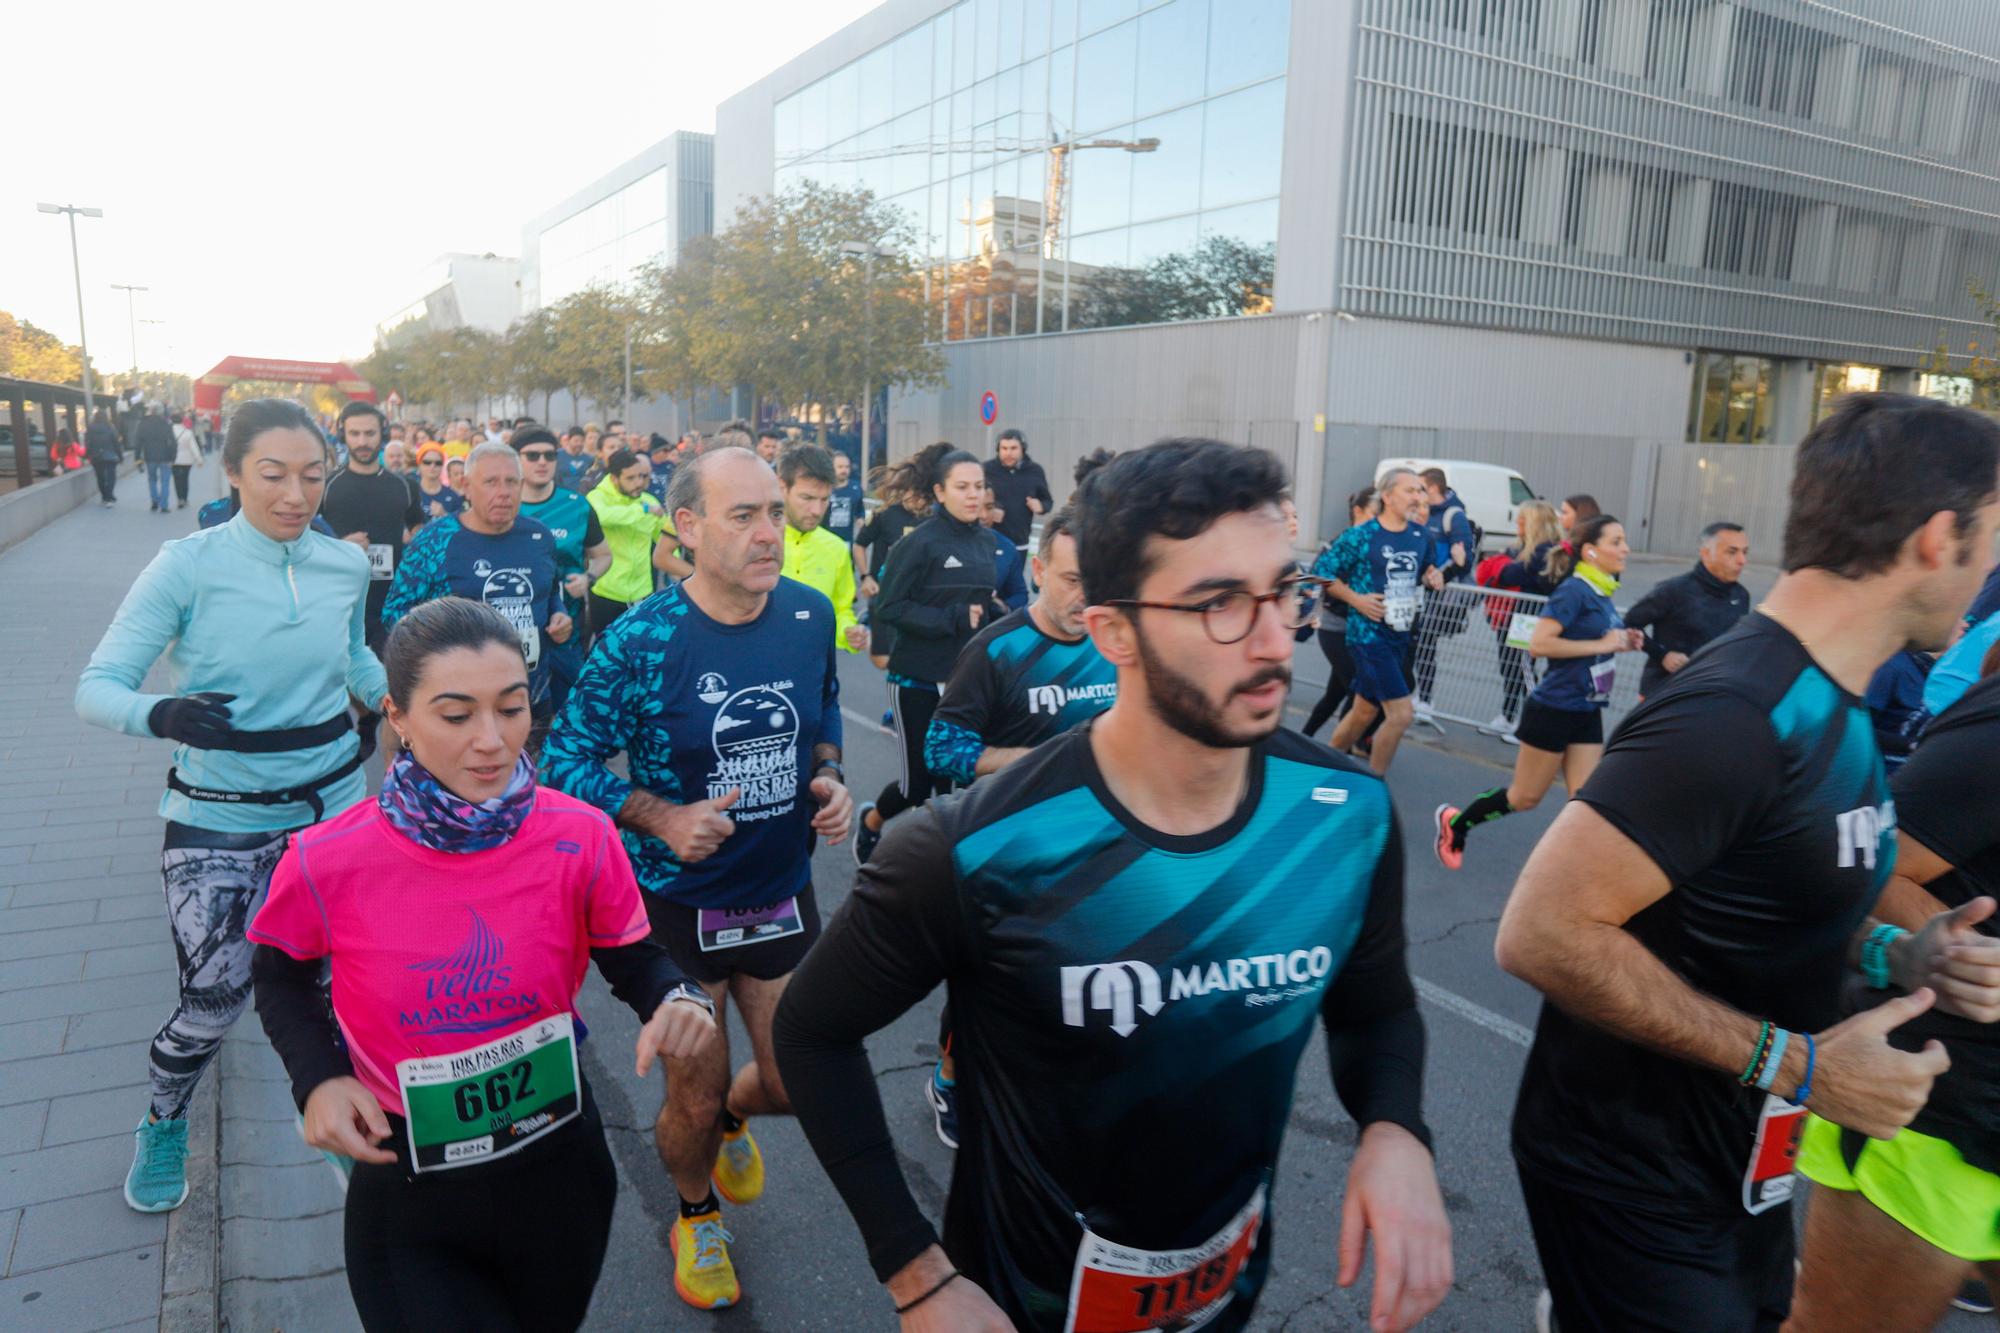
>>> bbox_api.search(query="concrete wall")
[0,467,110,554]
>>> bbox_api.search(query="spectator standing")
[171,414,202,510]
[584,447,669,630]
[136,404,178,513]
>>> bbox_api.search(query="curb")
[161,1070,221,1332]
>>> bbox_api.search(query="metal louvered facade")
[1339,0,2000,365]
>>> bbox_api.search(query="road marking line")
[1414,976,1532,1048]
[841,706,892,735]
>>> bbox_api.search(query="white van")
[1373,458,1536,552]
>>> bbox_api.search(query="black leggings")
[1303,629,1356,738]
[172,464,192,503]
[344,1090,618,1332]
[874,682,952,821]
[92,457,119,502]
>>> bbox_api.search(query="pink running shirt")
[248,787,650,1115]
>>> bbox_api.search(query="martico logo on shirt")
[1060,948,1337,1037]
[1027,682,1118,715]
[400,908,539,1036]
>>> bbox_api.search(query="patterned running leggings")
[150,823,292,1121]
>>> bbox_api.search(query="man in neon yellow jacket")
[585,446,669,632]
[777,445,866,653]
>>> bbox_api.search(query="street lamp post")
[111,284,149,377]
[839,239,893,471]
[35,203,103,416]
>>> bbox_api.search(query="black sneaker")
[924,1064,959,1151]
[853,803,881,868]
[1955,1279,1994,1314]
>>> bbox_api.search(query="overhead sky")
[2,0,878,379]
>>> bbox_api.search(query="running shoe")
[1412,696,1435,721]
[853,803,882,867]
[1480,712,1514,736]
[712,1123,764,1205]
[925,1063,959,1151]
[124,1116,190,1213]
[670,1210,739,1309]
[1433,804,1463,871]
[1956,1279,1995,1314]
[880,708,894,730]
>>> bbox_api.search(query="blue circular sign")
[979,391,998,425]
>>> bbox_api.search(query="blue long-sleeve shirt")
[992,529,1028,611]
[76,513,386,832]
[542,578,843,910]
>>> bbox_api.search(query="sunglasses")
[519,449,557,461]
[420,459,442,466]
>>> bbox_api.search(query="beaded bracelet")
[1738,1020,1774,1087]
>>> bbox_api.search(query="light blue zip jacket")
[76,513,389,831]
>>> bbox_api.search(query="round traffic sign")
[979,391,998,425]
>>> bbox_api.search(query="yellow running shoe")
[670,1210,739,1309]
[713,1122,765,1205]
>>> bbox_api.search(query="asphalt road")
[570,597,1980,1333]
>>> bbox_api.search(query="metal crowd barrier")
[1401,582,1646,740]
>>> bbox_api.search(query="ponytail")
[1547,513,1621,582]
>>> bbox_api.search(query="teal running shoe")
[124,1116,190,1213]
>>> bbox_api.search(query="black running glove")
[148,692,238,747]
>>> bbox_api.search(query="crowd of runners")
[68,387,2000,1332]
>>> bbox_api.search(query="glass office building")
[521,132,714,312]
[771,0,1291,340]
[716,2,2000,554]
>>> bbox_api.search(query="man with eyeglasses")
[1324,467,1446,776]
[775,438,1451,1333]
[514,426,611,661]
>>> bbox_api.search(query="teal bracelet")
[1755,1028,1790,1092]
[1861,923,1908,989]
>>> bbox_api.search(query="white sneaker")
[1411,697,1435,721]
[1501,732,1521,746]
[1479,712,1513,735]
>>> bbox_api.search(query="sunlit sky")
[2,0,879,379]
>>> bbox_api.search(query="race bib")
[1384,574,1419,633]
[1506,613,1538,651]
[397,1014,580,1173]
[1589,658,1616,703]
[1741,1093,1807,1214]
[697,896,803,952]
[1064,1186,1265,1333]
[365,543,394,580]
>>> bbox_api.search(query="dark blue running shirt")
[382,516,565,701]
[1533,576,1624,712]
[542,577,842,911]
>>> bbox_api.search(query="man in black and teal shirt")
[918,505,1116,1147]
[1321,467,1442,775]
[382,443,572,719]
[776,439,1450,1333]
[513,427,610,648]
[542,445,853,1312]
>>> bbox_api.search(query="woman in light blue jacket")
[75,399,387,1215]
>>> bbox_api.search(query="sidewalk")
[0,459,348,1332]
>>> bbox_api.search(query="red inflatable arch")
[192,357,375,413]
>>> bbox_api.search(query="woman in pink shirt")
[249,597,716,1331]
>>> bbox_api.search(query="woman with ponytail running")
[852,442,1003,864]
[1434,512,1644,868]
[249,597,716,1331]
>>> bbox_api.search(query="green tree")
[1923,281,2000,411]
[1071,236,1277,331]
[503,307,568,421]
[0,309,93,386]
[641,185,944,423]
[549,286,648,417]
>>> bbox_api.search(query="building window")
[1687,351,1774,443]
[1724,9,1826,118]
[1386,114,1528,241]
[1814,363,1881,421]
[1703,181,1801,281]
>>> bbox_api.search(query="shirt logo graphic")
[795,610,811,620]
[1028,682,1118,715]
[1835,799,1896,871]
[400,908,538,1036]
[696,672,729,705]
[1311,787,1348,804]
[943,555,964,569]
[1060,960,1165,1036]
[709,686,802,821]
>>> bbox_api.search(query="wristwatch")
[815,760,846,784]
[664,982,715,1015]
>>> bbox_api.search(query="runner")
[1435,514,1644,868]
[775,437,1451,1333]
[917,503,1116,1150]
[75,398,385,1215]
[512,426,611,624]
[1493,393,2000,1332]
[320,401,426,655]
[556,426,593,492]
[982,482,1029,611]
[247,596,717,1332]
[825,446,864,549]
[852,442,1003,866]
[982,426,1051,554]
[383,443,573,747]
[542,445,852,1311]
[755,426,785,464]
[778,443,867,654]
[583,446,669,631]
[1301,486,1381,740]
[1623,521,1753,700]
[853,470,929,697]
[412,443,464,521]
[1323,467,1445,775]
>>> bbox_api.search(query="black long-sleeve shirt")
[773,725,1430,1331]
[1621,561,1752,696]
[873,510,1001,684]
[983,456,1053,545]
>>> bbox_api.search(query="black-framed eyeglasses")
[519,449,557,461]
[1107,576,1325,645]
